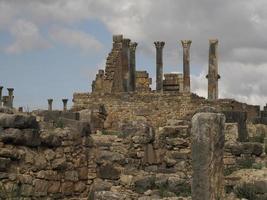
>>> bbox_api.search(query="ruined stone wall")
[72,92,260,130]
[0,111,94,199]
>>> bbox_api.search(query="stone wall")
[0,111,93,199]
[72,92,260,130]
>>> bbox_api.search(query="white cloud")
[49,27,103,52]
[5,19,51,54]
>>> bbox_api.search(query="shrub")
[234,183,257,200]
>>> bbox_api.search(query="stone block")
[0,113,38,129]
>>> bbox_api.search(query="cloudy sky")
[1,0,267,110]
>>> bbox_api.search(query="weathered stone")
[97,163,121,180]
[191,109,225,200]
[0,128,41,147]
[143,143,157,164]
[65,170,79,182]
[0,107,14,114]
[134,175,155,193]
[33,179,48,197]
[74,181,86,192]
[34,155,47,171]
[96,150,125,165]
[47,181,60,193]
[0,113,38,129]
[94,191,126,200]
[20,184,33,197]
[0,157,11,171]
[0,148,20,160]
[78,167,88,180]
[61,181,74,195]
[93,178,112,191]
[40,131,62,147]
[52,157,67,170]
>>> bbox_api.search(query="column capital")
[154,41,165,49]
[181,40,192,48]
[209,39,219,45]
[129,42,138,51]
[62,99,68,103]
[0,86,3,90]
[48,99,53,103]
[7,88,14,92]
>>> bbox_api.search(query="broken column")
[7,88,14,108]
[0,86,3,106]
[129,42,138,92]
[191,107,225,200]
[2,96,9,107]
[48,99,53,111]
[206,39,220,100]
[62,99,68,112]
[181,40,192,93]
[154,41,165,92]
[122,38,131,92]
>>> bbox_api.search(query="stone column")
[0,86,3,106]
[181,40,192,93]
[18,107,23,113]
[264,137,267,154]
[206,39,220,100]
[154,41,165,92]
[129,42,138,92]
[62,99,68,112]
[191,107,225,200]
[122,38,131,92]
[48,99,53,111]
[7,88,14,108]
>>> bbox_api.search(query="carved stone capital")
[123,38,131,46]
[209,39,219,45]
[113,35,123,43]
[181,40,192,48]
[154,41,165,49]
[62,99,68,103]
[48,99,53,104]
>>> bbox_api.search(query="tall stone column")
[62,99,68,112]
[206,39,220,100]
[0,86,3,106]
[154,41,165,92]
[122,38,131,92]
[7,88,14,108]
[129,42,138,92]
[191,107,225,200]
[181,40,192,93]
[48,99,53,111]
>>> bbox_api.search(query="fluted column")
[206,39,220,100]
[154,41,165,92]
[129,42,138,92]
[48,99,53,111]
[181,40,192,93]
[7,88,14,108]
[62,99,68,112]
[0,86,3,106]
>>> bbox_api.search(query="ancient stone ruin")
[0,35,266,200]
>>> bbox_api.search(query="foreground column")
[122,38,131,92]
[206,39,220,100]
[191,107,225,200]
[62,99,68,111]
[129,42,138,92]
[0,86,3,106]
[154,41,165,92]
[181,40,192,93]
[7,88,14,108]
[48,99,53,111]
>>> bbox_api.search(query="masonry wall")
[72,92,260,130]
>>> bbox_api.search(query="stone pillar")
[62,99,68,112]
[2,96,9,107]
[0,86,3,106]
[154,41,165,92]
[7,88,14,108]
[129,42,138,92]
[191,107,225,200]
[122,38,131,92]
[181,40,192,93]
[206,39,220,100]
[48,99,53,111]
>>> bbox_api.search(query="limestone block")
[0,113,38,129]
